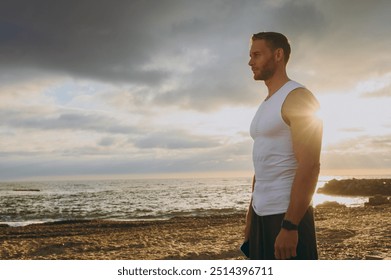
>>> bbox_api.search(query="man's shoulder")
[289,86,315,98]
[285,86,319,110]
[282,86,320,121]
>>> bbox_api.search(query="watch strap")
[281,219,298,231]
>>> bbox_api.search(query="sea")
[0,175,388,227]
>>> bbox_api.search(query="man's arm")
[244,174,255,241]
[274,88,323,260]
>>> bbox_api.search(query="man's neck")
[264,73,290,98]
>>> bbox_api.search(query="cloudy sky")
[1,0,391,181]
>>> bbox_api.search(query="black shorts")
[249,206,318,260]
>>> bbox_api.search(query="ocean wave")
[1,176,380,227]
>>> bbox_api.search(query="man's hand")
[274,229,298,259]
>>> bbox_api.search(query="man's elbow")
[298,161,320,178]
[310,162,320,175]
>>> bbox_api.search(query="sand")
[0,204,390,260]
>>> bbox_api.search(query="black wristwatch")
[281,219,298,231]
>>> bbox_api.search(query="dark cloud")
[0,0,173,85]
[134,130,221,149]
[0,0,330,111]
[0,138,253,181]
[98,137,117,147]
[322,134,391,170]
[3,0,391,110]
[271,0,326,39]
[152,57,258,111]
[0,108,138,134]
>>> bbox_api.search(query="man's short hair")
[252,32,291,63]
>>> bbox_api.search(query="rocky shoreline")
[1,204,390,260]
[317,178,391,196]
[1,178,390,260]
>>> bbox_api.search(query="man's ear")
[275,48,284,62]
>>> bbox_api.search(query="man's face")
[248,39,277,81]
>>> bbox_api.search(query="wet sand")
[1,204,390,260]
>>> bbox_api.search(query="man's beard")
[254,58,276,81]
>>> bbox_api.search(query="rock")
[317,178,391,196]
[365,195,390,206]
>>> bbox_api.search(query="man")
[244,32,322,260]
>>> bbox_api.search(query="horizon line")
[1,168,391,182]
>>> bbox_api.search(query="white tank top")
[250,80,304,216]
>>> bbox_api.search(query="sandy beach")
[1,203,390,260]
